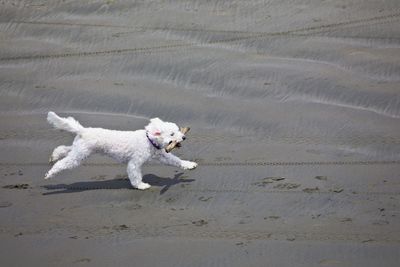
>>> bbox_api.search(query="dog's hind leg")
[44,141,91,179]
[127,160,150,190]
[49,145,72,164]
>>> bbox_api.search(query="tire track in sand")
[2,12,400,62]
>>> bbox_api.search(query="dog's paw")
[135,182,151,190]
[44,172,51,180]
[181,161,198,170]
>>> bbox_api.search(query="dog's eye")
[170,133,175,136]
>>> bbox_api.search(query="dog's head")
[145,117,189,151]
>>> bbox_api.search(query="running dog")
[45,112,197,190]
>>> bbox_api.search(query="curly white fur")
[45,112,197,190]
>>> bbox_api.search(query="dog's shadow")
[42,172,195,195]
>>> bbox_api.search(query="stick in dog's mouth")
[165,127,190,153]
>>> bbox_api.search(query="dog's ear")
[146,118,163,136]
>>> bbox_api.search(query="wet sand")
[1,1,400,266]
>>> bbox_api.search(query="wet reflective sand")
[1,1,400,266]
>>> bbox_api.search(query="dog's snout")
[168,140,173,145]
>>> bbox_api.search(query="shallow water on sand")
[1,1,400,160]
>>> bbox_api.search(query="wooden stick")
[165,127,190,153]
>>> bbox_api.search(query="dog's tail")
[47,111,84,134]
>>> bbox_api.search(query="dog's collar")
[146,132,162,150]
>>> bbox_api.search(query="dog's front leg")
[127,160,150,190]
[157,152,197,170]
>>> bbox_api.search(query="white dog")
[44,112,197,190]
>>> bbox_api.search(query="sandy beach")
[1,1,400,266]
